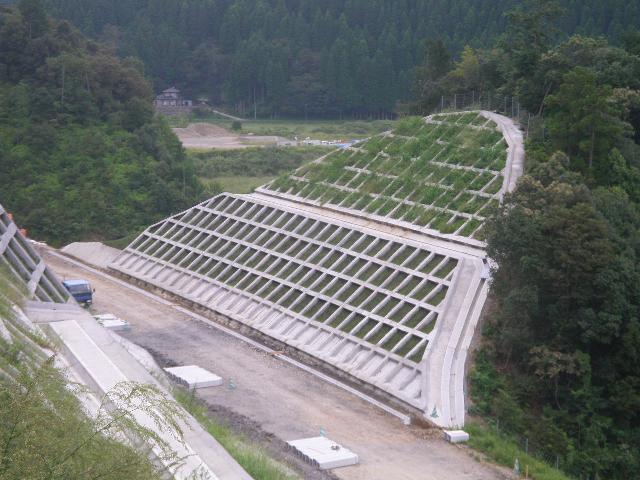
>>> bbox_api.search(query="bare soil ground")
[173,123,289,149]
[44,250,511,480]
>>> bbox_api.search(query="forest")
[0,1,202,245]
[418,3,640,479]
[35,0,640,118]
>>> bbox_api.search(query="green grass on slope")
[174,388,300,480]
[268,113,506,239]
[201,175,275,194]
[191,146,327,194]
[465,422,573,480]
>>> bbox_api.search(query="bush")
[231,120,242,131]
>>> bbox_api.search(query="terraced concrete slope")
[111,111,524,427]
[0,203,69,303]
[262,111,514,246]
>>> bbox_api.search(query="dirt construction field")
[44,249,510,480]
[173,123,290,149]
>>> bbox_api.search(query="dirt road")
[45,249,509,480]
[173,123,290,149]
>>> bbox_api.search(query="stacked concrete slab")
[0,204,69,303]
[110,111,524,427]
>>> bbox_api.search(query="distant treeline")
[39,0,640,118]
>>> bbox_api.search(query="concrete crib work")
[287,436,359,470]
[110,111,525,428]
[165,365,224,389]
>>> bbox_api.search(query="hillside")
[269,112,507,240]
[0,3,202,246]
[39,0,640,118]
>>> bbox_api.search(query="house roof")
[163,87,180,93]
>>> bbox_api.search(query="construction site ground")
[44,248,510,480]
[173,123,291,149]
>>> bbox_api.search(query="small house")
[153,87,193,115]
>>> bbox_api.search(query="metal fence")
[432,91,544,141]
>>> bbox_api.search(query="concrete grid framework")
[0,203,69,303]
[112,111,524,426]
[111,193,469,408]
[261,111,508,246]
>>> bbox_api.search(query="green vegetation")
[268,112,505,238]
[437,3,640,479]
[0,3,202,246]
[174,388,298,480]
[465,422,572,480]
[191,146,326,194]
[0,266,174,480]
[44,0,639,118]
[202,176,274,194]
[191,146,326,179]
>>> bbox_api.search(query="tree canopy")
[0,3,202,246]
[37,0,640,118]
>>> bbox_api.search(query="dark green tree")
[545,67,628,179]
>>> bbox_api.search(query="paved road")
[44,249,509,480]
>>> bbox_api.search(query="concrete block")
[443,430,469,443]
[93,313,130,332]
[164,365,223,389]
[287,436,358,470]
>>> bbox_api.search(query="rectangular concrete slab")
[93,313,131,332]
[165,365,223,389]
[444,430,470,443]
[287,436,359,470]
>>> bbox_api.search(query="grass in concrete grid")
[376,297,402,317]
[460,218,483,236]
[329,308,352,328]
[345,258,368,277]
[402,310,422,329]
[332,254,355,273]
[356,262,381,282]
[384,271,408,291]
[485,177,503,195]
[398,276,422,296]
[362,291,388,311]
[353,318,378,338]
[428,288,448,307]
[337,311,362,331]
[263,115,506,237]
[433,260,457,279]
[174,389,300,480]
[395,334,422,357]
[419,318,437,334]
[404,250,430,270]
[336,282,359,302]
[389,302,416,323]
[413,281,437,300]
[408,343,428,362]
[367,323,392,345]
[381,329,408,351]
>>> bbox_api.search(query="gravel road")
[44,249,510,480]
